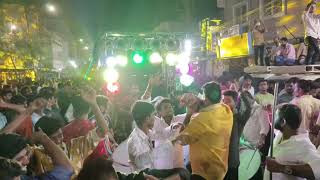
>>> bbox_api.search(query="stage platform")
[244,65,320,81]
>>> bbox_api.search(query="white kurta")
[264,132,320,180]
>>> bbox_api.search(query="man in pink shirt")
[275,37,296,66]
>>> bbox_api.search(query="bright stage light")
[46,4,56,12]
[184,39,192,55]
[106,57,117,68]
[166,53,177,66]
[150,52,163,64]
[180,74,194,87]
[107,82,120,94]
[69,60,77,68]
[10,24,17,31]
[177,63,190,74]
[116,55,128,67]
[178,52,190,64]
[103,68,119,83]
[111,33,122,37]
[84,46,89,50]
[133,53,144,64]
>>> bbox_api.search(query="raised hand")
[180,93,201,114]
[81,87,97,105]
[47,97,58,108]
[28,98,47,112]
[149,74,162,87]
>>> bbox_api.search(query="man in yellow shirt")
[174,82,233,180]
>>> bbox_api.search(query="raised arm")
[81,88,109,136]
[0,98,46,134]
[0,99,25,114]
[141,75,161,101]
[32,129,73,171]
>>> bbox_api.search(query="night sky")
[58,0,220,39]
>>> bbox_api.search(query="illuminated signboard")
[216,33,253,59]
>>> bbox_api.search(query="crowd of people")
[252,1,320,66]
[0,71,319,180]
[0,1,319,180]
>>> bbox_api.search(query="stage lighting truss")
[102,32,195,52]
[132,38,146,50]
[115,38,129,50]
[99,33,200,69]
[166,38,180,51]
[149,38,162,50]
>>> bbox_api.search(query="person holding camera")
[253,19,266,66]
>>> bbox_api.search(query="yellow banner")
[217,33,250,59]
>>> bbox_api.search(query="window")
[263,0,285,17]
[233,1,248,25]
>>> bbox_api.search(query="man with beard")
[278,79,295,104]
[264,104,320,180]
[173,82,233,180]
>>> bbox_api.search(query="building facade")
[208,0,317,75]
[222,0,314,42]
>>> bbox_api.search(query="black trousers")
[305,36,320,65]
[254,45,265,66]
[264,56,271,66]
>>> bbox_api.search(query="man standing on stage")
[253,19,266,66]
[303,1,320,65]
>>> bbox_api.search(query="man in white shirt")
[264,104,320,180]
[239,74,255,97]
[290,79,320,132]
[242,93,270,149]
[303,1,320,65]
[152,98,185,169]
[127,101,156,171]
